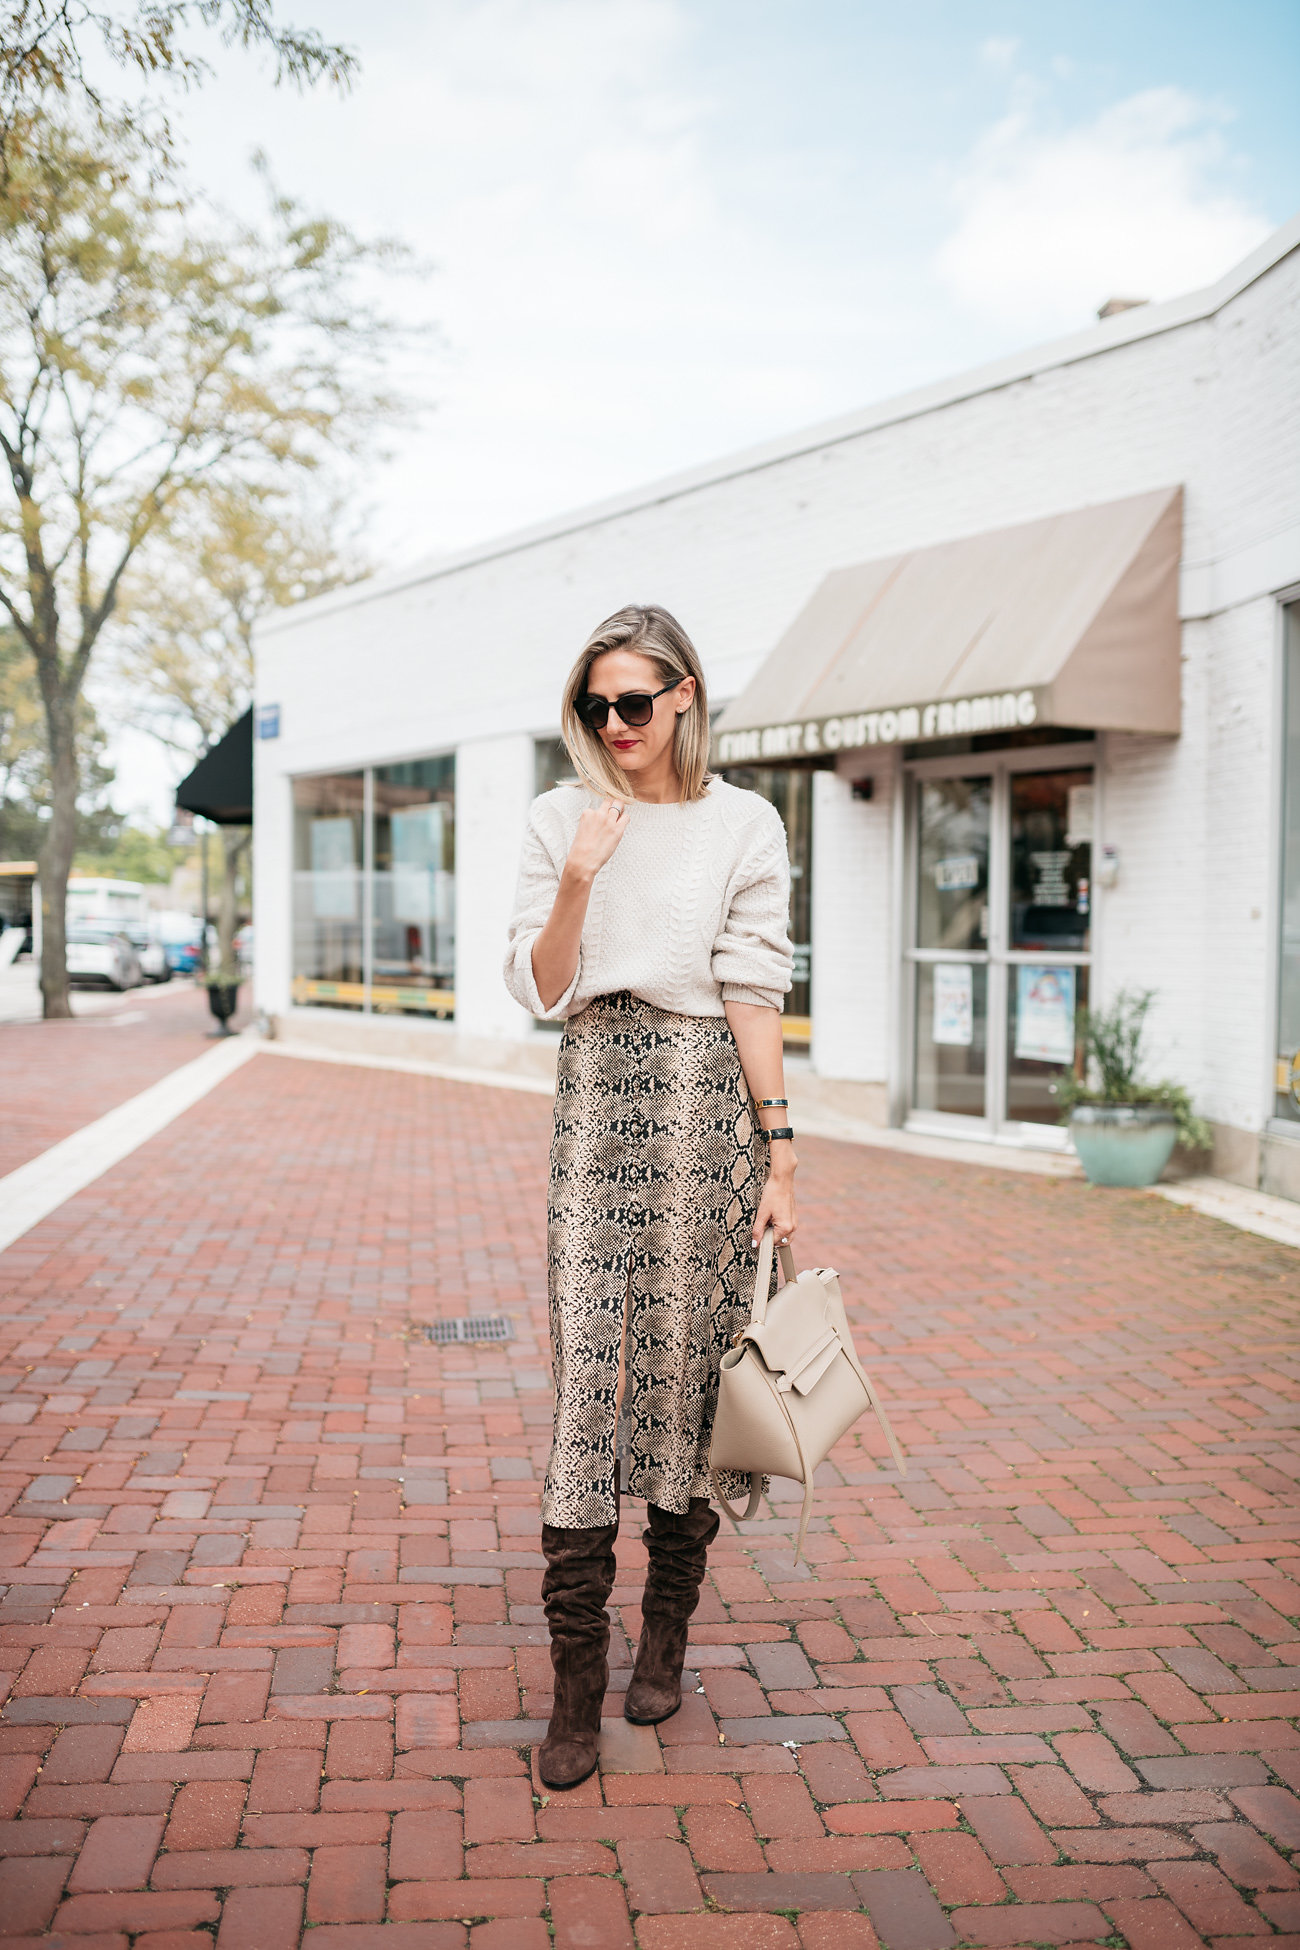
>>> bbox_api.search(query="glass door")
[1004,769,1092,1129]
[906,751,1094,1141]
[911,777,991,1121]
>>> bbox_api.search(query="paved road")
[1,1047,1298,1947]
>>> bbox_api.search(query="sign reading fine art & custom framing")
[716,689,1042,765]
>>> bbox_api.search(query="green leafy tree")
[0,112,406,1014]
[1,625,118,859]
[1,3,355,170]
[0,623,42,853]
[119,483,368,977]
[74,817,186,883]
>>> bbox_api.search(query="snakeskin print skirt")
[542,991,766,1528]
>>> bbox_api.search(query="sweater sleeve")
[711,811,793,1010]
[503,804,583,1019]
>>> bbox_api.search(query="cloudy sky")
[110,0,1297,813]
[174,0,1297,559]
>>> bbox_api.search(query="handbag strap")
[842,1345,909,1479]
[768,1375,817,1562]
[750,1226,798,1327]
[711,1468,765,1528]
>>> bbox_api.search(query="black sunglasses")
[575,680,677,731]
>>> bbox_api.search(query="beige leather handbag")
[709,1228,906,1558]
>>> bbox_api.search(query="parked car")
[165,939,200,974]
[156,911,208,975]
[66,928,143,991]
[123,921,171,983]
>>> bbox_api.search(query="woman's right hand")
[564,799,630,882]
[531,799,629,1011]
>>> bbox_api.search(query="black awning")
[175,708,253,825]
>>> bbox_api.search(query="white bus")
[65,877,149,926]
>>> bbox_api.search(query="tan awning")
[715,486,1182,763]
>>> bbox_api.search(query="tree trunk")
[37,686,78,1020]
[214,826,250,984]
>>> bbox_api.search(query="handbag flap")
[786,1334,843,1396]
[743,1271,842,1386]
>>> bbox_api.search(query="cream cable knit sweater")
[503,779,793,1021]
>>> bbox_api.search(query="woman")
[504,604,797,1790]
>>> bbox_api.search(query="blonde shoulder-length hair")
[559,605,712,804]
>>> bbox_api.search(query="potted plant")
[205,954,241,1039]
[1053,988,1211,1188]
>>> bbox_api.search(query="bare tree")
[0,112,406,1014]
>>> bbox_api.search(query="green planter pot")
[1069,1104,1178,1188]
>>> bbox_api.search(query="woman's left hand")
[752,1150,797,1249]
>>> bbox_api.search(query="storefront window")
[915,960,987,1117]
[1278,603,1300,1123]
[1007,963,1089,1125]
[535,736,578,797]
[373,758,456,1017]
[293,772,365,1009]
[291,756,456,1017]
[917,778,990,952]
[1010,770,1092,952]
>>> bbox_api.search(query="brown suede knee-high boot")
[624,1497,719,1726]
[539,1491,619,1790]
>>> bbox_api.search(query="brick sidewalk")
[0,982,237,1179]
[1,1048,1299,1949]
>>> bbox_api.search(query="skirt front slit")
[543,991,765,1529]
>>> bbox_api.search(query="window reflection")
[534,736,579,798]
[917,779,990,952]
[915,961,987,1118]
[1006,964,1089,1125]
[290,756,456,1018]
[292,773,365,1009]
[372,758,456,1016]
[1010,769,1093,952]
[717,764,815,1028]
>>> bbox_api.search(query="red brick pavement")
[1,1048,1299,1948]
[0,982,233,1179]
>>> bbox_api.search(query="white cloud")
[178,0,739,554]
[935,85,1272,335]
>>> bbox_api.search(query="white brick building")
[253,217,1300,1199]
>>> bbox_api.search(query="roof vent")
[1097,296,1149,320]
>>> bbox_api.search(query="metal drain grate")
[416,1315,515,1344]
